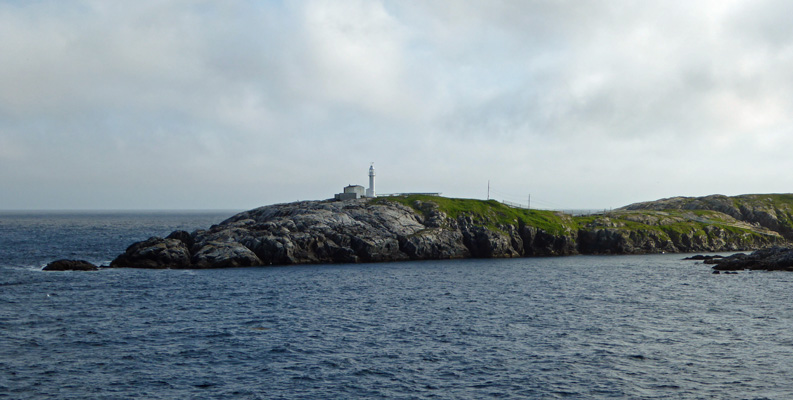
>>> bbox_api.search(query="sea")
[2,211,793,399]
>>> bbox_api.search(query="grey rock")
[712,246,793,271]
[461,225,519,258]
[521,226,577,256]
[399,229,470,260]
[211,199,426,265]
[192,241,263,268]
[167,230,194,248]
[109,237,191,269]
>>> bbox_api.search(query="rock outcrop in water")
[43,259,99,271]
[96,194,792,269]
[707,246,793,271]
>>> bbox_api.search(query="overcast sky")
[2,0,792,210]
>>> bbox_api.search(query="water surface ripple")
[2,213,792,399]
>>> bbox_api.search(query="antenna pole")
[487,180,490,200]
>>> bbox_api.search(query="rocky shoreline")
[705,246,793,271]
[43,194,793,271]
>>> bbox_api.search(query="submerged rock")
[43,259,98,271]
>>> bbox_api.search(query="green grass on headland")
[375,195,577,235]
[373,194,782,241]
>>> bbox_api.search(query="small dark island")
[44,193,793,270]
[43,259,99,271]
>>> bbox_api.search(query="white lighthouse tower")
[366,163,376,198]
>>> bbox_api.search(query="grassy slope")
[375,195,577,235]
[374,194,783,242]
[730,194,793,232]
[622,193,793,239]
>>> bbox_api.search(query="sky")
[2,0,793,210]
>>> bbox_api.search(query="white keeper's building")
[334,164,377,201]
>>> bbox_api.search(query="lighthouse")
[366,163,376,198]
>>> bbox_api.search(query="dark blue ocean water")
[3,212,793,399]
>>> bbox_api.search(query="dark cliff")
[105,194,790,269]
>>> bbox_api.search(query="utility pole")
[528,194,531,210]
[487,180,491,200]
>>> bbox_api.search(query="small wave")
[269,346,292,354]
[353,368,394,378]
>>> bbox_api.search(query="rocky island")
[41,193,793,271]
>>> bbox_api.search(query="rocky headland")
[51,193,791,270]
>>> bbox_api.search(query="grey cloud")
[1,1,793,210]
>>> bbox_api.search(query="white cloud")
[301,1,406,107]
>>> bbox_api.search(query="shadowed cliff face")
[107,195,788,269]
